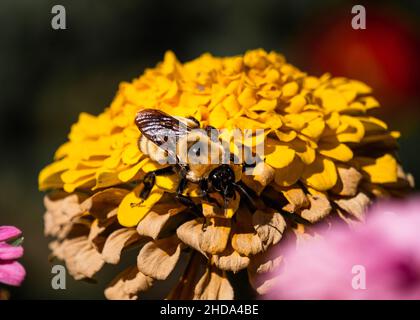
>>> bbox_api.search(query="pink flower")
[0,226,25,287]
[265,197,420,300]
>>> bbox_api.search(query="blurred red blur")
[297,6,419,107]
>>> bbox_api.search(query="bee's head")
[209,164,236,202]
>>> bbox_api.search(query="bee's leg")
[261,193,311,226]
[201,218,209,232]
[198,179,220,206]
[140,166,175,200]
[139,173,156,200]
[175,177,202,218]
[223,186,231,212]
[233,182,258,212]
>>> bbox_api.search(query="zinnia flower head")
[38,49,413,299]
[0,226,25,287]
[264,197,420,300]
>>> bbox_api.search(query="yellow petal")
[274,156,304,187]
[95,168,125,189]
[285,95,306,113]
[63,176,95,193]
[282,81,299,97]
[250,99,277,112]
[234,117,266,130]
[283,114,305,130]
[303,76,320,90]
[264,143,295,169]
[103,151,122,169]
[275,130,297,142]
[359,96,380,110]
[222,95,241,118]
[337,116,365,143]
[301,156,338,191]
[39,159,70,190]
[118,159,149,183]
[289,138,316,165]
[356,154,398,184]
[338,80,372,94]
[155,175,179,192]
[358,116,388,132]
[118,185,164,227]
[142,160,163,173]
[325,112,341,130]
[259,113,283,130]
[121,144,142,165]
[61,168,97,184]
[209,104,228,128]
[319,89,347,112]
[301,117,325,140]
[237,87,256,108]
[318,142,353,162]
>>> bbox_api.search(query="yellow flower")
[39,49,413,299]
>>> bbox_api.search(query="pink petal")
[0,243,24,260]
[0,261,26,286]
[0,226,22,242]
[264,197,420,300]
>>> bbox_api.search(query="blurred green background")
[0,0,418,299]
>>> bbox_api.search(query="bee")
[135,109,256,214]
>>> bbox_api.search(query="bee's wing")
[135,109,194,161]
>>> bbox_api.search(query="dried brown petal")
[80,188,129,219]
[199,218,231,254]
[201,192,240,218]
[231,209,263,256]
[293,224,322,247]
[335,192,371,222]
[88,210,117,244]
[167,252,207,300]
[383,165,416,191]
[137,235,182,280]
[51,236,104,280]
[137,203,187,239]
[241,162,275,195]
[253,209,286,251]
[300,194,332,223]
[105,266,153,300]
[102,228,142,264]
[194,265,234,300]
[231,233,263,256]
[281,187,310,213]
[177,218,206,255]
[332,166,363,196]
[397,165,415,188]
[211,247,250,273]
[247,245,284,295]
[44,194,84,238]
